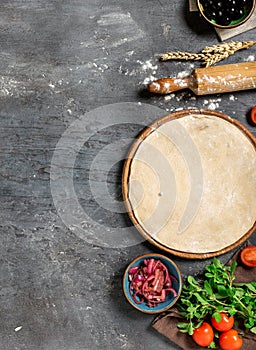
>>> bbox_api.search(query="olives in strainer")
[200,0,251,26]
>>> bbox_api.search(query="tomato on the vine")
[219,329,243,350]
[241,245,256,267]
[192,322,214,347]
[211,312,234,331]
[250,105,256,125]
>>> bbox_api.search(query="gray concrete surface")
[0,1,255,349]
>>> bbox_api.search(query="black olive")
[216,9,224,17]
[215,8,232,25]
[202,2,211,10]
[229,0,238,6]
[231,8,245,19]
[217,14,232,25]
[229,7,237,16]
[204,9,217,20]
[238,0,249,5]
[211,10,217,19]
[205,0,217,9]
[207,0,216,6]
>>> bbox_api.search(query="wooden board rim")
[122,109,256,259]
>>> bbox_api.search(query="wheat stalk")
[160,41,256,67]
[204,52,230,67]
[161,51,210,61]
[202,41,256,54]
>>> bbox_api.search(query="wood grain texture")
[148,62,256,95]
[193,62,256,95]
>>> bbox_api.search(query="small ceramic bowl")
[122,253,182,314]
[197,0,256,29]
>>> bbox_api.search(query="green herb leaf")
[187,276,200,289]
[250,326,256,334]
[194,293,208,305]
[217,285,228,297]
[188,322,195,335]
[177,322,190,333]
[176,257,256,336]
[247,283,256,293]
[204,280,213,296]
[208,340,217,348]
[212,312,221,322]
[230,261,237,275]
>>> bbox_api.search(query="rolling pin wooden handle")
[148,62,256,96]
[148,77,190,94]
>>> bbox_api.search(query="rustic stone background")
[0,1,255,349]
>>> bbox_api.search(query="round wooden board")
[122,109,256,259]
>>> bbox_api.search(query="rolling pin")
[148,62,256,95]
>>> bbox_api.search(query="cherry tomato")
[241,246,256,267]
[211,312,234,331]
[192,322,214,347]
[219,329,243,350]
[250,105,256,125]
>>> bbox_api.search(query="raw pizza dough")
[127,113,256,254]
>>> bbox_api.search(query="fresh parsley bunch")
[177,258,256,335]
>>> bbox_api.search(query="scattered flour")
[246,55,255,62]
[177,70,190,78]
[0,77,27,97]
[164,94,176,101]
[14,326,23,332]
[203,98,222,110]
[127,50,134,56]
[92,62,109,73]
[176,91,189,101]
[96,12,145,48]
[208,102,218,110]
[142,75,156,85]
[161,23,171,39]
[135,59,159,85]
[97,12,132,26]
[125,51,135,61]
[137,59,158,71]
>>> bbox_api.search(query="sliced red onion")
[133,275,144,284]
[129,266,139,275]
[147,258,155,275]
[128,258,178,308]
[165,287,178,297]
